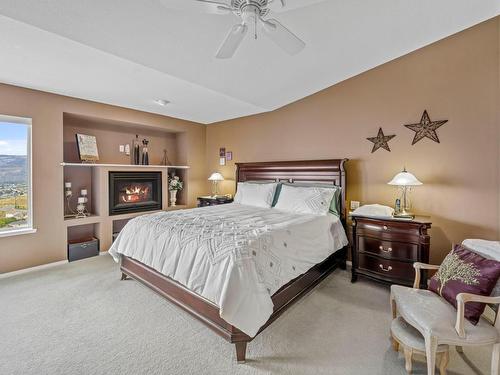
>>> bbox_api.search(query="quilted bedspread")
[109,203,348,336]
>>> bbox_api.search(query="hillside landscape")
[0,155,27,183]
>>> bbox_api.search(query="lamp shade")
[387,169,422,186]
[208,172,224,181]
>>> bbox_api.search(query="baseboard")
[0,260,68,279]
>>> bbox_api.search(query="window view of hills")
[0,155,28,230]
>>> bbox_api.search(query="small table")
[391,317,449,374]
[197,196,233,207]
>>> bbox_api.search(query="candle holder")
[75,189,89,218]
[64,182,76,218]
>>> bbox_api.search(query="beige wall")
[1,17,498,273]
[206,17,500,263]
[0,84,206,273]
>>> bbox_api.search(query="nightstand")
[197,196,233,207]
[351,215,431,288]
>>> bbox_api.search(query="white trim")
[0,227,37,238]
[0,259,67,279]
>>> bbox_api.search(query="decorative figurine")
[141,139,149,165]
[133,134,140,165]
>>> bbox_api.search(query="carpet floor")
[0,254,492,375]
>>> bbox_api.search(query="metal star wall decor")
[404,110,448,145]
[366,127,396,153]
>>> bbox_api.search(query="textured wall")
[206,17,500,264]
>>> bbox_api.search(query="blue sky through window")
[0,122,28,155]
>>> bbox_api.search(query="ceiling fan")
[190,0,307,59]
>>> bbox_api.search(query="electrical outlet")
[350,201,360,210]
[119,145,125,153]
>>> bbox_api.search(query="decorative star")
[366,127,396,153]
[404,110,448,145]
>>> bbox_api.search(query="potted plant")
[168,175,183,207]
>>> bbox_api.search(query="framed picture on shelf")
[76,133,99,162]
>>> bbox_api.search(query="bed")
[109,159,349,363]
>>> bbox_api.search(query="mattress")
[109,203,348,336]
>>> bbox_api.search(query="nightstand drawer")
[358,236,418,261]
[358,254,414,282]
[356,220,421,236]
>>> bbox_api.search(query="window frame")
[0,115,36,238]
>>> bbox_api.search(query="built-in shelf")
[63,206,188,228]
[61,162,189,169]
[64,214,101,226]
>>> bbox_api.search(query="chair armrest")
[455,293,500,338]
[413,262,440,289]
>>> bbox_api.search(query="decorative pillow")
[428,245,500,324]
[273,184,336,215]
[277,182,342,217]
[462,239,500,298]
[233,182,277,208]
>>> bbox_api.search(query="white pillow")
[233,182,277,208]
[274,185,335,215]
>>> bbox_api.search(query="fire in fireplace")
[109,172,162,215]
[120,183,152,203]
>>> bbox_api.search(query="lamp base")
[393,210,414,219]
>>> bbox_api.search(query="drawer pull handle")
[383,225,388,230]
[379,245,392,253]
[379,264,393,272]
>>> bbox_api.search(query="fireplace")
[109,172,162,215]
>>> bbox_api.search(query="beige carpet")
[0,254,492,375]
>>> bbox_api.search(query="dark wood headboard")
[235,159,348,219]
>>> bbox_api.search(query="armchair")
[391,262,500,375]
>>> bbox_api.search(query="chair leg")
[455,346,464,354]
[439,350,449,375]
[424,336,438,375]
[403,347,413,374]
[392,337,399,352]
[492,343,500,375]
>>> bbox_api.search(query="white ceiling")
[0,0,498,124]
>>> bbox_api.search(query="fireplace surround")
[109,171,162,215]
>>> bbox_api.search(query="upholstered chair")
[390,262,500,375]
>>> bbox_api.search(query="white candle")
[65,182,72,188]
[81,189,88,196]
[78,197,85,203]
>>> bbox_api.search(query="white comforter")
[109,203,348,336]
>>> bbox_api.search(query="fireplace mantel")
[60,162,189,169]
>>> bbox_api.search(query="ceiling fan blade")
[261,19,305,55]
[160,0,232,15]
[267,0,326,13]
[216,24,248,59]
[195,0,233,14]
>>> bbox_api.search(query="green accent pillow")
[274,182,342,217]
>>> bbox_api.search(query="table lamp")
[208,172,224,197]
[388,168,422,218]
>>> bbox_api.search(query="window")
[0,115,34,236]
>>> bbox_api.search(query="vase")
[169,190,178,207]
